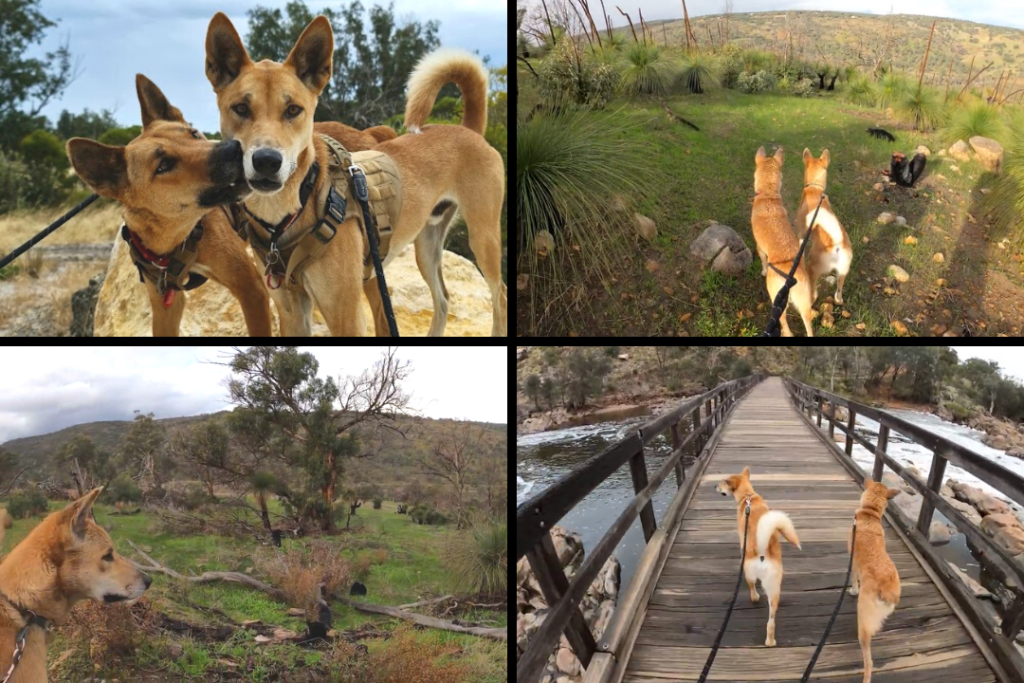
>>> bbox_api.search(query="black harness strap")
[349,165,399,338]
[697,495,751,683]
[800,520,857,682]
[244,161,321,237]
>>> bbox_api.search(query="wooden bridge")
[517,376,1024,683]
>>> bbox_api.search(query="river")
[517,404,1024,593]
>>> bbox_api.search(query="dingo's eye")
[285,105,303,119]
[189,128,201,139]
[232,103,251,118]
[102,551,114,562]
[156,158,176,175]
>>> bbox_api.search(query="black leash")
[0,193,100,272]
[697,495,752,683]
[762,191,827,337]
[0,588,52,683]
[349,165,399,337]
[800,519,857,683]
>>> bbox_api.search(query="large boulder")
[980,512,1021,537]
[689,221,752,276]
[969,136,1004,175]
[94,238,495,336]
[993,526,1024,555]
[947,498,983,526]
[949,140,972,163]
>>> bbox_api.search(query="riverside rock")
[969,136,1004,175]
[689,222,752,276]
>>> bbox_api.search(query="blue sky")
[577,1,1024,34]
[32,0,507,133]
[0,347,506,442]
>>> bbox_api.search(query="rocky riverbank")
[516,527,620,683]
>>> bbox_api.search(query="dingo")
[716,467,801,647]
[0,488,151,682]
[795,149,853,306]
[205,13,507,337]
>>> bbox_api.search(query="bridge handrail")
[515,373,765,683]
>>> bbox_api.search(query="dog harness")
[238,134,403,291]
[121,221,209,309]
[0,590,51,683]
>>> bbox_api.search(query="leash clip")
[266,242,281,266]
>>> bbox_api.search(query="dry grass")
[0,201,121,253]
[257,540,351,609]
[0,262,98,334]
[58,599,157,674]
[330,625,473,683]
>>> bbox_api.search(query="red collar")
[126,228,171,268]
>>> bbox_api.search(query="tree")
[19,130,67,170]
[524,374,542,410]
[250,471,279,532]
[55,108,119,141]
[168,419,235,498]
[246,1,440,128]
[56,435,112,496]
[226,346,411,531]
[417,421,486,530]
[540,377,558,409]
[960,358,1002,413]
[563,349,612,409]
[118,411,170,493]
[98,126,142,147]
[0,1,79,147]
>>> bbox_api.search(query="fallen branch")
[126,539,289,604]
[398,594,455,610]
[660,100,700,131]
[517,55,539,80]
[336,596,507,641]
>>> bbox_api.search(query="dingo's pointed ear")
[67,139,127,200]
[136,75,185,127]
[286,15,334,94]
[206,12,252,91]
[821,149,830,166]
[756,146,766,160]
[803,148,812,163]
[774,147,785,164]
[741,466,750,479]
[886,487,902,500]
[68,487,103,539]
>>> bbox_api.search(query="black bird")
[867,128,897,142]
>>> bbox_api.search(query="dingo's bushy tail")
[405,49,489,137]
[807,209,844,244]
[757,510,801,556]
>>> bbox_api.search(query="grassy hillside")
[657,11,1024,88]
[0,500,505,682]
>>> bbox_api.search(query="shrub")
[791,78,817,98]
[107,476,142,504]
[174,483,215,512]
[0,150,30,214]
[60,600,156,674]
[678,53,720,94]
[878,73,910,110]
[20,130,68,170]
[353,553,374,580]
[5,488,49,519]
[944,102,1006,144]
[410,505,448,525]
[98,126,143,147]
[258,540,351,609]
[897,85,946,131]
[538,42,618,108]
[330,625,472,682]
[987,113,1024,244]
[604,346,620,357]
[444,522,507,596]
[737,70,777,94]
[845,74,878,107]
[619,44,677,96]
[372,497,383,509]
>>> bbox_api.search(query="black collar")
[0,588,51,632]
[243,161,321,236]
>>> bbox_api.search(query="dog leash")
[762,191,827,337]
[0,589,51,683]
[697,494,752,683]
[799,518,857,683]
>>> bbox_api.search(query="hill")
[650,11,1024,87]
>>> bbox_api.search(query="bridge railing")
[784,376,1024,680]
[516,373,765,683]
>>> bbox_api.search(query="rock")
[689,222,753,277]
[904,465,924,482]
[981,513,1021,537]
[949,140,972,162]
[550,527,584,571]
[915,145,932,157]
[933,252,945,264]
[895,216,907,227]
[877,212,897,225]
[938,149,947,157]
[929,521,952,545]
[633,214,657,241]
[94,239,495,337]
[941,483,954,498]
[948,561,993,599]
[949,165,961,174]
[951,481,1011,516]
[970,136,1004,174]
[1008,446,1024,459]
[169,644,184,658]
[873,183,884,192]
[947,498,983,526]
[517,274,530,292]
[535,230,555,256]
[254,635,273,644]
[892,491,923,521]
[994,526,1024,555]
[556,647,579,676]
[68,272,106,337]
[936,404,953,422]
[888,265,910,283]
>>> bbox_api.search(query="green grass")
[0,500,505,682]
[523,86,1024,336]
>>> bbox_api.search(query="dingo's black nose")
[253,148,283,176]
[142,573,153,590]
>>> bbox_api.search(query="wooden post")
[918,20,936,89]
[845,409,857,457]
[691,404,703,457]
[828,402,837,440]
[670,422,685,488]
[1002,592,1024,640]
[629,447,658,542]
[816,395,823,427]
[525,533,598,668]
[917,450,948,536]
[705,397,713,431]
[873,424,890,483]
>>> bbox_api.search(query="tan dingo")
[752,147,815,336]
[0,489,152,682]
[794,149,853,306]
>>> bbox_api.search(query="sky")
[31,0,507,132]
[0,347,506,444]
[549,0,1024,36]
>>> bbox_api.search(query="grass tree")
[619,44,677,96]
[944,102,1006,143]
[445,522,507,596]
[251,471,278,532]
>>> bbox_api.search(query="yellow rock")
[95,238,496,337]
[904,236,918,245]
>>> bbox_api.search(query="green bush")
[20,130,68,170]
[444,522,507,596]
[538,42,618,108]
[897,85,946,132]
[791,78,817,98]
[845,74,878,107]
[107,476,142,504]
[5,489,49,519]
[878,73,910,110]
[944,102,1006,144]
[678,53,720,95]
[737,70,778,94]
[372,498,383,510]
[944,401,975,422]
[410,505,448,525]
[0,148,74,210]
[98,126,143,147]
[619,44,677,97]
[0,150,31,214]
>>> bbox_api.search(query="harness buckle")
[314,220,337,245]
[266,242,281,266]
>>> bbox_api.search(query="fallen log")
[398,594,455,610]
[335,596,507,641]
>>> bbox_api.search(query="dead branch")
[615,6,638,44]
[336,596,507,641]
[0,466,28,498]
[126,539,289,604]
[398,594,455,610]
[918,20,936,90]
[660,100,700,131]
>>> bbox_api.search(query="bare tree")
[418,421,487,530]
